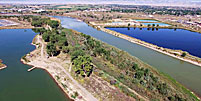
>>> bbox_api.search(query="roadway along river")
[0,29,69,101]
[55,16,201,97]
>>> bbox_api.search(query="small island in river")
[0,59,7,70]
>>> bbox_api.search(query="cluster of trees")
[81,33,111,60]
[31,16,59,28]
[79,33,188,100]
[33,17,193,100]
[131,62,169,95]
[70,49,93,77]
[42,29,68,56]
[34,19,93,77]
[72,55,93,77]
[79,31,174,98]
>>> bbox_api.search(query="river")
[0,29,69,101]
[55,16,201,97]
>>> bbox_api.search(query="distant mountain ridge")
[0,0,201,7]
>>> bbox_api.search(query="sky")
[0,0,201,7]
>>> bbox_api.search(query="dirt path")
[32,35,98,101]
[25,35,149,101]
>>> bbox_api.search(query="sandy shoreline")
[0,26,34,29]
[21,35,98,101]
[20,59,73,101]
[20,35,74,101]
[0,18,34,30]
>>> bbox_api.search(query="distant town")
[1,4,201,32]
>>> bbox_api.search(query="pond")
[0,29,69,101]
[106,27,201,58]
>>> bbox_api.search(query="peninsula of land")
[21,15,199,100]
[0,16,34,29]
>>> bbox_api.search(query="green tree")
[47,42,58,56]
[73,55,93,77]
[135,70,144,79]
[157,83,168,95]
[71,49,85,61]
[62,46,69,53]
[48,20,59,28]
[128,23,130,27]
[42,32,49,42]
[132,63,139,71]
[57,37,68,49]
[147,24,151,27]
[181,52,186,57]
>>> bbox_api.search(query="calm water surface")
[107,27,201,58]
[0,29,69,101]
[55,16,201,97]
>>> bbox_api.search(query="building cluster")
[0,4,47,14]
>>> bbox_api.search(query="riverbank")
[61,12,201,34]
[88,23,201,100]
[87,22,201,68]
[0,18,34,29]
[21,35,97,101]
[0,25,34,29]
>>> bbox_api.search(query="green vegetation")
[33,17,199,101]
[147,24,151,27]
[71,92,79,99]
[72,55,93,77]
[181,52,187,57]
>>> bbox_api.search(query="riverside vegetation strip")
[20,15,199,100]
